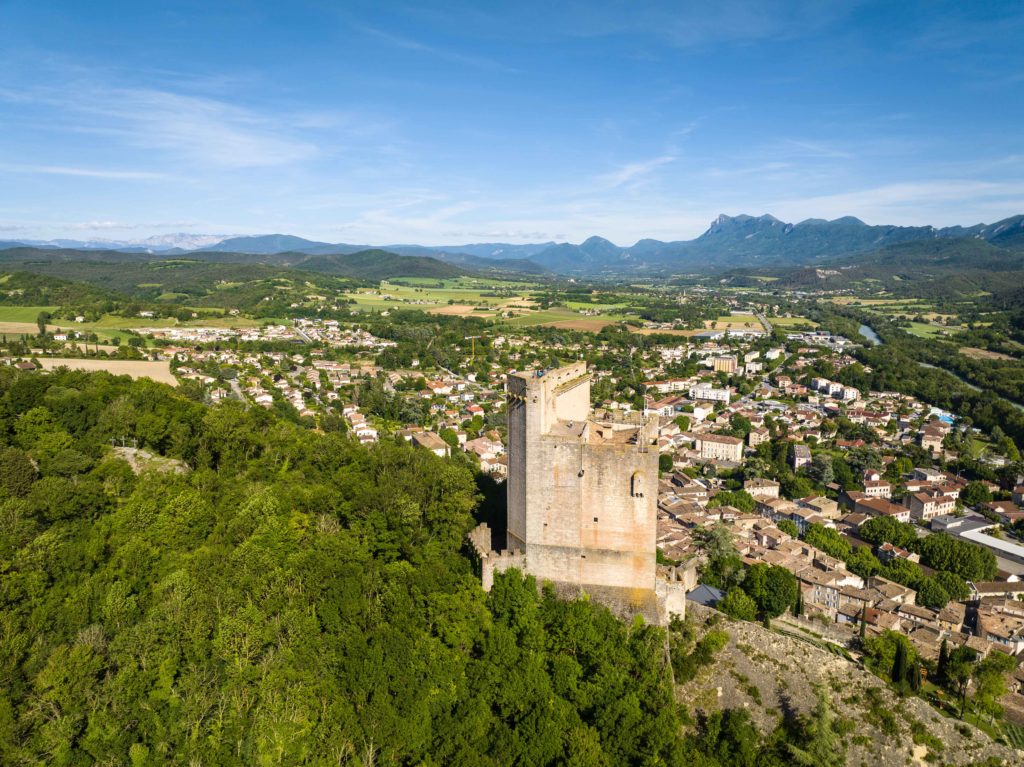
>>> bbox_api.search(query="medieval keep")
[469,361,688,623]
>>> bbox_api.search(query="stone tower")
[470,361,688,623]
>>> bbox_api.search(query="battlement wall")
[469,523,527,591]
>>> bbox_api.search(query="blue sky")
[1,0,1022,245]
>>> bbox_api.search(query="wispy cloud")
[81,88,319,168]
[354,25,518,73]
[776,180,1024,225]
[332,198,480,242]
[705,161,793,178]
[0,80,321,168]
[782,139,854,160]
[598,155,676,188]
[0,163,173,180]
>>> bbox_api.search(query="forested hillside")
[0,246,468,284]
[0,367,896,765]
[0,368,674,765]
[728,238,1024,298]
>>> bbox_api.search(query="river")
[918,362,1024,413]
[858,322,1024,412]
[858,324,882,345]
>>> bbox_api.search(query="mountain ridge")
[4,212,1023,275]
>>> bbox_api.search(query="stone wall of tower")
[506,361,590,551]
[505,362,658,595]
[576,436,657,590]
[505,374,529,550]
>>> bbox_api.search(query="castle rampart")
[472,361,686,624]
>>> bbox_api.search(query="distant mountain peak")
[710,213,781,227]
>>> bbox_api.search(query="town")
[5,2,1024,763]
[13,301,1024,719]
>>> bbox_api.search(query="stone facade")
[712,355,737,374]
[696,433,744,462]
[470,361,685,624]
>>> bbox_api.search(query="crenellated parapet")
[468,523,527,591]
[483,362,681,624]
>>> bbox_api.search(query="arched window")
[630,471,644,498]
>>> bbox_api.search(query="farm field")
[0,305,59,322]
[544,317,621,331]
[427,304,499,318]
[500,307,631,330]
[501,308,589,327]
[627,325,702,337]
[904,322,951,339]
[563,299,629,312]
[768,316,819,328]
[960,346,1015,361]
[34,358,178,386]
[829,296,928,307]
[0,322,43,336]
[0,317,128,344]
[379,279,536,303]
[345,283,535,312]
[708,314,762,330]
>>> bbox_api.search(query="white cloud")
[0,79,321,169]
[774,180,1024,226]
[597,155,676,188]
[83,88,318,168]
[0,163,172,180]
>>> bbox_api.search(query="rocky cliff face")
[680,603,1020,766]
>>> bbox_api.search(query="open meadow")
[0,322,44,336]
[34,358,178,386]
[768,315,819,328]
[708,314,763,330]
[344,278,538,314]
[500,306,632,330]
[960,346,1016,361]
[0,305,59,322]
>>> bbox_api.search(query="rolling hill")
[4,211,1022,277]
[725,237,1024,297]
[0,246,467,283]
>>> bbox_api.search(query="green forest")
[0,367,856,766]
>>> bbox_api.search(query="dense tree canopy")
[0,367,699,766]
[0,365,865,766]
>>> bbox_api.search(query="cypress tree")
[892,640,908,686]
[858,605,867,641]
[936,638,948,685]
[909,661,921,692]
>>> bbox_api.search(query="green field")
[500,307,633,329]
[768,316,819,328]
[0,305,59,321]
[345,278,540,312]
[904,322,948,339]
